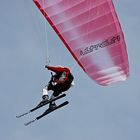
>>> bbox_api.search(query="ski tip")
[16,111,30,118]
[24,119,37,126]
[16,114,24,118]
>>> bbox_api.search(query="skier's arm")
[45,66,70,83]
[45,66,70,73]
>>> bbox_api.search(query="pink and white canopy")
[33,0,129,86]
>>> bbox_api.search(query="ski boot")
[49,102,57,109]
[38,95,49,106]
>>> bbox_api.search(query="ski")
[24,101,69,126]
[16,94,66,118]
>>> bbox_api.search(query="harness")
[47,72,74,92]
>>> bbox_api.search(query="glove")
[45,65,49,69]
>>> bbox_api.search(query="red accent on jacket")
[47,66,70,84]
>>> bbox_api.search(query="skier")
[42,65,74,109]
[16,65,74,125]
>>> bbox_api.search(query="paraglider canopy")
[33,0,129,86]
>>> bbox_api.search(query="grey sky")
[0,0,140,140]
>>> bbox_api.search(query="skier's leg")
[49,92,60,108]
[42,87,49,101]
[42,80,56,100]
